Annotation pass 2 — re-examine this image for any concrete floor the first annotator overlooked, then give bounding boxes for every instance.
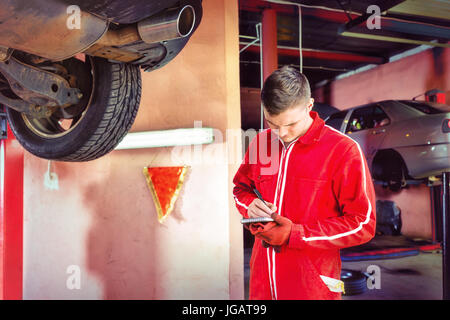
[342,252,442,300]
[243,249,443,300]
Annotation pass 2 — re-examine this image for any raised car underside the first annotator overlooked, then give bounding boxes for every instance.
[0,0,202,67]
[0,0,202,119]
[0,0,203,161]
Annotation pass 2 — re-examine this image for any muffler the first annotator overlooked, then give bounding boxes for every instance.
[137,5,196,43]
[0,0,109,61]
[88,5,196,62]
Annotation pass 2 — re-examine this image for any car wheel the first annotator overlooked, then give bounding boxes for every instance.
[5,56,141,161]
[387,159,408,192]
[373,150,408,192]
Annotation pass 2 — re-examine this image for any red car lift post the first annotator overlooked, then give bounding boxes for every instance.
[443,172,450,300]
[261,8,278,82]
[427,89,450,299]
[258,8,278,131]
[0,114,23,300]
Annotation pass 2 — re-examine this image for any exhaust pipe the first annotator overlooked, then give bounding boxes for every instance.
[85,5,196,61]
[137,5,196,43]
[94,5,196,47]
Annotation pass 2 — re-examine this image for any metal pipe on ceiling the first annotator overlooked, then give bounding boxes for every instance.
[239,40,385,64]
[340,31,450,48]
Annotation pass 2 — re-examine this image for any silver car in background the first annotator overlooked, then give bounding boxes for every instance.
[326,100,450,191]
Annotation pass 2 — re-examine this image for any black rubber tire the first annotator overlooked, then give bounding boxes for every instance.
[5,57,141,162]
[341,269,368,296]
[387,159,407,192]
[372,150,408,192]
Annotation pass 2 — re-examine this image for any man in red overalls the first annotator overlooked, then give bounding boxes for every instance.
[233,66,376,300]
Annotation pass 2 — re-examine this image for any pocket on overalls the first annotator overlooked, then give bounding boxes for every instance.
[300,255,341,299]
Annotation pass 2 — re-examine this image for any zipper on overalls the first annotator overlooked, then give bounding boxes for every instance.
[268,137,298,300]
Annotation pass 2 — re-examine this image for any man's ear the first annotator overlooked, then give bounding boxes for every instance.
[308,98,314,111]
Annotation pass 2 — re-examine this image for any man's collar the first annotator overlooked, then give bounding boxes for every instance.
[298,111,325,145]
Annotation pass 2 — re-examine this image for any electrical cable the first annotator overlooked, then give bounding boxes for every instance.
[265,0,304,73]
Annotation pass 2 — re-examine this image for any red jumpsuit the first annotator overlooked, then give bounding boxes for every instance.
[233,111,376,300]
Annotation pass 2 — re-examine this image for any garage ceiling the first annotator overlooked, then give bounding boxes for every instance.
[239,0,450,88]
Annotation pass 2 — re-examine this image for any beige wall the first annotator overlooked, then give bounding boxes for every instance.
[23,0,243,299]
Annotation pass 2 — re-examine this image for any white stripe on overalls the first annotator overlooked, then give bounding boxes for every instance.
[233,195,249,210]
[297,125,372,243]
[266,126,372,299]
[267,137,298,300]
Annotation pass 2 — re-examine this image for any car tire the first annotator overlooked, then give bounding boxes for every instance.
[387,159,407,192]
[373,150,408,192]
[5,56,141,162]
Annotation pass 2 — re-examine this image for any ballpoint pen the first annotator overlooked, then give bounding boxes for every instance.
[240,187,275,224]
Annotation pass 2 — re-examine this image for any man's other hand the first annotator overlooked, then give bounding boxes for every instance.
[248,199,277,218]
[254,213,293,246]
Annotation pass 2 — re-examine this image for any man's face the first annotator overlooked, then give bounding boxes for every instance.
[264,99,314,144]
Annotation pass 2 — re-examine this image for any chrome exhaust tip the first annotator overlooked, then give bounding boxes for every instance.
[138,5,196,44]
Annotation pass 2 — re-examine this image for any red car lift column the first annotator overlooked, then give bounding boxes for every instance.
[425,89,449,299]
[0,115,23,300]
[261,8,278,81]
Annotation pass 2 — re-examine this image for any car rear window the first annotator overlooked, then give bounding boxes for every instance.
[325,110,347,130]
[400,100,450,114]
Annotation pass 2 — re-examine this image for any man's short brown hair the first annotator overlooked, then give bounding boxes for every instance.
[261,66,311,115]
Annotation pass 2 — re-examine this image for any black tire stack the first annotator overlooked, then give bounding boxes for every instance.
[341,269,368,296]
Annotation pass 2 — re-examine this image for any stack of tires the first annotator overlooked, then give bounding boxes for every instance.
[341,269,368,296]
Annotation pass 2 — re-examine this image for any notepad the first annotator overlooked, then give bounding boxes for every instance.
[240,217,274,224]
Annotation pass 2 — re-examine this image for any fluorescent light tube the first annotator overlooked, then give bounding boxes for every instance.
[114,127,215,150]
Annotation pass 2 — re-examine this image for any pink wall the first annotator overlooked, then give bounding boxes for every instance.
[313,48,450,108]
[374,184,432,239]
[312,47,450,239]
[22,0,243,299]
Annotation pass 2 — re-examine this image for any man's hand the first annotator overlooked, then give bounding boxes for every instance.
[248,198,277,218]
[254,213,293,246]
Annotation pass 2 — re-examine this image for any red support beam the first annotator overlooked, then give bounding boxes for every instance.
[301,7,359,24]
[240,44,385,64]
[0,123,23,300]
[260,8,278,130]
[262,8,278,81]
[240,0,359,22]
[240,0,297,15]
